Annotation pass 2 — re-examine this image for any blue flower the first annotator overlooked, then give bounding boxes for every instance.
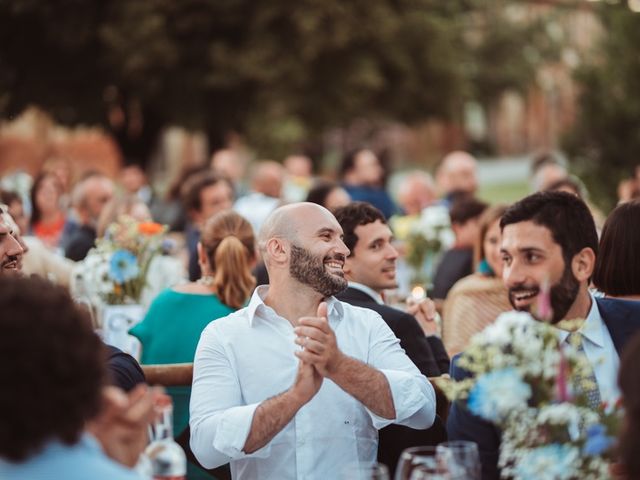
[109,250,139,283]
[468,368,531,422]
[515,444,579,480]
[583,424,615,456]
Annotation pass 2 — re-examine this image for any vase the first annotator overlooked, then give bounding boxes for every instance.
[101,304,145,359]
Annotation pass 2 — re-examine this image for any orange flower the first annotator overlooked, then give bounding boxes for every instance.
[138,222,164,235]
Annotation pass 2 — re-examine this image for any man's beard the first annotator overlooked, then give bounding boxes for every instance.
[508,263,580,324]
[289,244,347,297]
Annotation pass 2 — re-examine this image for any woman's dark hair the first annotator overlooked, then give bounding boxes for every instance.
[306,180,340,208]
[0,275,106,462]
[592,199,640,297]
[201,210,256,308]
[618,331,640,477]
[29,171,62,228]
[500,191,598,265]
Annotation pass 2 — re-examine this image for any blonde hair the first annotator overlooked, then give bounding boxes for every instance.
[201,211,256,309]
[473,204,508,269]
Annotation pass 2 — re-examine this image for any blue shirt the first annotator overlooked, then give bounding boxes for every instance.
[0,434,143,480]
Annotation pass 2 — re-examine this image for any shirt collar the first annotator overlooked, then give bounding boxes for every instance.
[348,281,385,305]
[556,294,605,347]
[246,285,344,326]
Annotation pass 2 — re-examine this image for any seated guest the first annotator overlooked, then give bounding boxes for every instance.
[618,332,640,478]
[64,172,114,261]
[333,202,449,376]
[431,196,488,300]
[442,205,511,356]
[0,204,24,276]
[233,160,285,235]
[306,179,351,211]
[2,190,75,285]
[340,148,397,219]
[29,172,67,251]
[181,170,234,281]
[0,275,155,479]
[190,203,435,479]
[447,192,640,480]
[131,211,256,479]
[593,199,640,301]
[434,151,479,209]
[333,202,448,475]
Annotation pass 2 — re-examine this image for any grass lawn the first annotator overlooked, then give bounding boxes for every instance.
[478,180,530,205]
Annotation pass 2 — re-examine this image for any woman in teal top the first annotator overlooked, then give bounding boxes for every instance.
[131,210,256,479]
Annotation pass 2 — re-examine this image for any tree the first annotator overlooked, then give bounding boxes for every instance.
[564,4,640,210]
[0,0,557,161]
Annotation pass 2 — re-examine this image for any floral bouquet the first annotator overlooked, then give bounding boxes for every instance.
[74,215,168,305]
[402,205,454,285]
[438,311,622,479]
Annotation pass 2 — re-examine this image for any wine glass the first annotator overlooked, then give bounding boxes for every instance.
[394,446,439,480]
[341,462,390,480]
[436,441,481,480]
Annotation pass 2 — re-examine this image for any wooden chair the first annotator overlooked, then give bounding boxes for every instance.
[141,363,194,387]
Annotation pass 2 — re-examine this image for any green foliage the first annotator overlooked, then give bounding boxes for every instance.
[564,4,640,211]
[0,0,557,157]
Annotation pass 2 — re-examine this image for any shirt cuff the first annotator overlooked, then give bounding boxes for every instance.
[366,369,434,429]
[213,403,272,459]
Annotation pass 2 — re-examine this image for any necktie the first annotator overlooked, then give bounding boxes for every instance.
[567,331,601,410]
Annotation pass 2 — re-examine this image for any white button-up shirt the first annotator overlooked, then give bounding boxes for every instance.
[190,286,435,479]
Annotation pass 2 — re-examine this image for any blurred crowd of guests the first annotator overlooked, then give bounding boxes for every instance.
[1,144,640,480]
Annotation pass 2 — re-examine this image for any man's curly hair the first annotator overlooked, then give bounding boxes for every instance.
[0,275,107,462]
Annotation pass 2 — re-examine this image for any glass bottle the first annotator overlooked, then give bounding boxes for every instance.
[145,397,187,480]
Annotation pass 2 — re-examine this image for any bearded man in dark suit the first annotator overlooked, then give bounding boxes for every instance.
[333,202,450,475]
[447,191,640,480]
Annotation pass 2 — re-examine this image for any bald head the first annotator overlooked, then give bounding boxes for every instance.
[251,161,284,198]
[437,151,478,195]
[259,202,334,250]
[397,171,436,215]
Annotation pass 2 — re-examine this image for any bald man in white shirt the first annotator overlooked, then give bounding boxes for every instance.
[190,202,435,479]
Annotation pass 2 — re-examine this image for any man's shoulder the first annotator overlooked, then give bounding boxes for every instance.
[336,290,406,324]
[202,307,252,336]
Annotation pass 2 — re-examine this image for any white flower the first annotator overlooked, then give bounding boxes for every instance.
[420,205,450,228]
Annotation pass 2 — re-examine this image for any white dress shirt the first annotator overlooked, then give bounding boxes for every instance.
[556,294,621,405]
[189,286,435,479]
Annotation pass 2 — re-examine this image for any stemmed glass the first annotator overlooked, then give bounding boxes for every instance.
[436,441,481,480]
[341,462,390,480]
[394,446,440,480]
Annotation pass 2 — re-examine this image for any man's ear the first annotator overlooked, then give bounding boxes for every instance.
[571,247,596,283]
[265,237,288,265]
[343,255,354,278]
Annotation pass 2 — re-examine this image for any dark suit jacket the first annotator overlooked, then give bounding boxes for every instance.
[336,287,450,377]
[105,345,146,392]
[336,286,450,476]
[446,297,640,480]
